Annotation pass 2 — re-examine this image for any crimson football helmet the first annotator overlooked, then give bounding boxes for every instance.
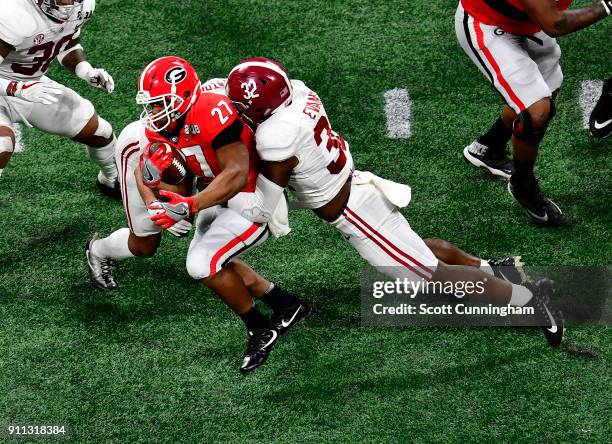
[35,0,82,22]
[136,56,201,132]
[226,57,293,127]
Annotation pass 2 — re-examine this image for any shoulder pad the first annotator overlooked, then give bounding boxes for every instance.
[0,2,37,46]
[201,78,227,94]
[256,117,299,162]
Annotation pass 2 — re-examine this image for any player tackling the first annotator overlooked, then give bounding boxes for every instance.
[456,0,610,225]
[222,57,565,347]
[0,0,118,197]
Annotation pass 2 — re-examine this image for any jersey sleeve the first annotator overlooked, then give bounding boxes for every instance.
[82,0,96,22]
[256,119,299,162]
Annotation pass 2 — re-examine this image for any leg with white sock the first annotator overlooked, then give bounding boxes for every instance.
[0,125,15,178]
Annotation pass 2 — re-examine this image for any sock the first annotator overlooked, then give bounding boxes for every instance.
[88,135,117,183]
[512,158,535,182]
[479,259,494,276]
[239,305,270,331]
[260,284,297,312]
[91,228,134,260]
[477,117,511,154]
[509,284,533,307]
[0,168,3,178]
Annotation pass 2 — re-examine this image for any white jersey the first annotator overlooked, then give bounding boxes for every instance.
[0,0,95,82]
[256,80,354,209]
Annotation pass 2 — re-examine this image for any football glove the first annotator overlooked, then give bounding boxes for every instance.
[140,145,173,188]
[148,200,192,237]
[7,80,62,105]
[75,61,115,93]
[149,190,197,230]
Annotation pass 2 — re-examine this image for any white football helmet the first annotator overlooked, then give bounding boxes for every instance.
[35,0,82,22]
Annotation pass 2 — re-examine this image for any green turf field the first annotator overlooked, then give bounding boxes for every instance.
[1,0,610,442]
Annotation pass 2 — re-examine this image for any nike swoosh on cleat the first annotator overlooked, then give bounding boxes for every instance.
[593,119,612,129]
[542,303,558,333]
[281,306,302,328]
[262,330,278,349]
[524,208,548,223]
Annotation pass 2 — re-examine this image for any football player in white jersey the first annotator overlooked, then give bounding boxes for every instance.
[224,57,565,348]
[0,0,119,197]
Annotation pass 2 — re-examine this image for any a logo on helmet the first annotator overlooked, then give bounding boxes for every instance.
[241,79,260,100]
[165,67,187,84]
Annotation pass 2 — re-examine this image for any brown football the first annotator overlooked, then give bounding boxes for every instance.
[147,141,188,185]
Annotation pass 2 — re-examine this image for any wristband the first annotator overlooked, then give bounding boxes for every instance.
[602,0,612,15]
[74,60,95,81]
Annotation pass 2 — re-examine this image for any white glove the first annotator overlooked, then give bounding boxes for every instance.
[9,80,62,105]
[148,200,192,237]
[75,61,115,92]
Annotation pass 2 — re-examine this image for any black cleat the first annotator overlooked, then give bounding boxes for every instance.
[96,177,121,200]
[589,78,612,139]
[488,256,527,284]
[271,299,311,336]
[508,178,562,226]
[240,329,279,374]
[524,279,564,347]
[463,141,513,179]
[85,233,118,292]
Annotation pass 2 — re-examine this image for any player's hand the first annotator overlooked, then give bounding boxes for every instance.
[140,145,173,188]
[149,190,197,230]
[148,200,192,237]
[86,67,115,92]
[8,81,62,105]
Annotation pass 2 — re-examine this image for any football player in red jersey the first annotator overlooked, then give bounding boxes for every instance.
[132,56,308,373]
[0,0,119,197]
[224,57,565,348]
[456,0,610,225]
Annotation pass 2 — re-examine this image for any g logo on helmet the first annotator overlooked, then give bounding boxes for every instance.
[241,79,260,100]
[165,67,187,84]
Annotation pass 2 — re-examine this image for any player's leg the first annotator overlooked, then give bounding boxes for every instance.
[0,124,15,179]
[589,77,612,139]
[185,208,280,373]
[227,259,311,335]
[333,184,563,346]
[24,79,119,198]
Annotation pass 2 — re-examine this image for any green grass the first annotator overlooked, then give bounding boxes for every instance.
[0,0,610,442]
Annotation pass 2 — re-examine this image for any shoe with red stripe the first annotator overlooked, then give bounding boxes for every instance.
[463,141,513,179]
[240,329,279,374]
[271,298,311,336]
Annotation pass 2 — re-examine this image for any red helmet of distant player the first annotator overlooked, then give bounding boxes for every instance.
[226,57,293,127]
[136,56,201,132]
[35,0,82,22]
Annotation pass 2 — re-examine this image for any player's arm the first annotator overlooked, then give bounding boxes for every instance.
[57,39,114,92]
[519,0,609,37]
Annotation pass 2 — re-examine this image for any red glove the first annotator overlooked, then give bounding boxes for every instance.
[140,143,174,188]
[150,190,198,229]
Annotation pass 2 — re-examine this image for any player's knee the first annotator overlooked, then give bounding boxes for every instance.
[129,234,159,258]
[0,126,16,154]
[186,253,214,280]
[94,116,113,141]
[512,98,554,144]
[74,114,114,146]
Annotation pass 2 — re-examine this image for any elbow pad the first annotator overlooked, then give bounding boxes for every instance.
[228,175,285,223]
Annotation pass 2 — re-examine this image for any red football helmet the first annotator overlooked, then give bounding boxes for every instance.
[136,56,201,132]
[226,57,293,127]
[35,0,82,22]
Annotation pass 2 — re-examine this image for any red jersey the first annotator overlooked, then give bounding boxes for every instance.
[461,0,572,34]
[146,92,259,192]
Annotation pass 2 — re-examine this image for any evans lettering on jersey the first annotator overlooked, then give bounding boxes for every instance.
[461,0,572,34]
[255,80,354,209]
[146,92,260,192]
[0,0,95,81]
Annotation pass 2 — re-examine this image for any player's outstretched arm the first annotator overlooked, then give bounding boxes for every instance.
[520,0,609,37]
[58,42,114,93]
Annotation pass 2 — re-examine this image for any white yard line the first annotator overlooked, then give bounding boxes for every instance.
[579,80,603,129]
[13,123,24,153]
[384,88,412,139]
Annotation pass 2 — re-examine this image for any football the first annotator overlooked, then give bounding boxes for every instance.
[147,141,188,185]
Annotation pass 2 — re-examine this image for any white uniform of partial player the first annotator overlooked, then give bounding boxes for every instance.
[116,120,269,280]
[0,0,97,135]
[256,80,438,281]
